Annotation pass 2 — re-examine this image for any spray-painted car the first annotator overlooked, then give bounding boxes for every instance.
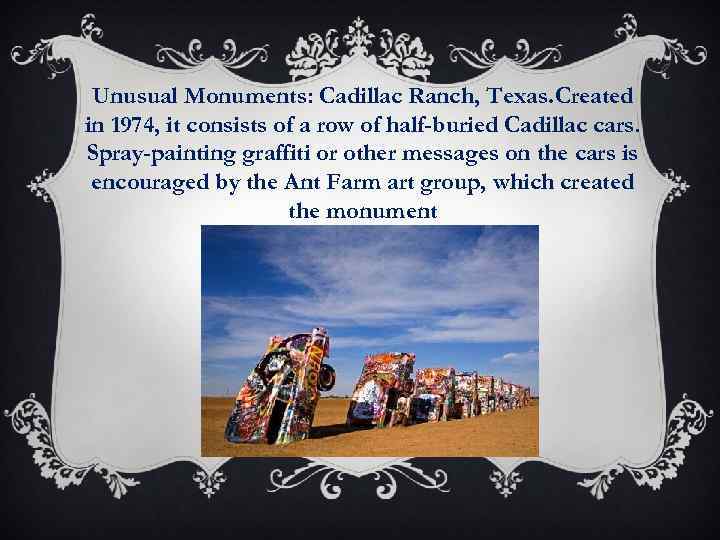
[347,352,415,428]
[225,327,335,445]
[410,367,456,422]
[510,384,520,408]
[511,384,530,408]
[453,371,479,418]
[523,386,531,406]
[478,375,495,414]
[493,377,506,411]
[500,381,513,410]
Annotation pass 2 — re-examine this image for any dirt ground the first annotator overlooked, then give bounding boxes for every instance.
[202,397,539,457]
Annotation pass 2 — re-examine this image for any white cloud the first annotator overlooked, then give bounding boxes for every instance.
[490,349,538,365]
[329,336,394,349]
[484,349,539,393]
[203,227,538,362]
[405,312,538,343]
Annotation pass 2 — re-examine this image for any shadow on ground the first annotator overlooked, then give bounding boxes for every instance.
[311,423,374,439]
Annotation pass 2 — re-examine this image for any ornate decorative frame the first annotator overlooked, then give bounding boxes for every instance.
[7,13,712,501]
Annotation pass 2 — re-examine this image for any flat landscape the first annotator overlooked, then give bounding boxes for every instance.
[202,397,539,457]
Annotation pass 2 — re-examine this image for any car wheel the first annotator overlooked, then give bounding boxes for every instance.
[318,364,336,391]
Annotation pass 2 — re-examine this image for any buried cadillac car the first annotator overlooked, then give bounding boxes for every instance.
[410,367,456,422]
[452,371,480,419]
[224,327,336,445]
[346,352,415,428]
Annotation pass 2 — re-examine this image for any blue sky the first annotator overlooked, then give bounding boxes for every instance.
[202,226,539,396]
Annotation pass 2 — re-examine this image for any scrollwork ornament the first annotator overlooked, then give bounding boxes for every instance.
[268,462,340,497]
[80,13,103,42]
[448,38,499,70]
[647,39,708,80]
[27,169,53,203]
[4,393,140,499]
[10,13,103,79]
[512,39,562,68]
[192,468,227,498]
[156,38,206,68]
[613,13,707,79]
[319,470,346,500]
[449,39,562,71]
[268,460,449,500]
[286,30,342,81]
[377,29,434,81]
[490,470,523,498]
[220,39,269,70]
[380,462,450,494]
[578,395,713,500]
[286,17,433,81]
[614,13,639,42]
[5,393,235,499]
[156,39,268,70]
[372,470,398,500]
[343,17,374,57]
[664,169,690,203]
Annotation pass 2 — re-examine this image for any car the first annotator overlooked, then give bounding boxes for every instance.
[453,371,480,418]
[478,375,495,414]
[224,327,335,445]
[511,384,530,408]
[346,352,415,428]
[410,367,456,422]
[500,381,513,411]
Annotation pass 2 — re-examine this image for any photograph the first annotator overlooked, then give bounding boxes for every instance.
[201,225,539,456]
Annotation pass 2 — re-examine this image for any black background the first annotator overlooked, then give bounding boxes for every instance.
[2,2,719,538]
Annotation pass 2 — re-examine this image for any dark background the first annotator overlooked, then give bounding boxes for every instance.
[2,2,718,538]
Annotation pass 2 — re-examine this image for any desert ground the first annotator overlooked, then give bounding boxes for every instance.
[202,397,539,457]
